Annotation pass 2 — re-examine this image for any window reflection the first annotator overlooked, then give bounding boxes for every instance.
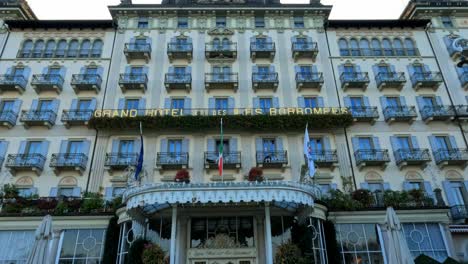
[190,217,254,248]
[336,224,384,264]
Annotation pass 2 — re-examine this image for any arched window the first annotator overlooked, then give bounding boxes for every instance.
[32,40,44,58]
[350,38,360,56]
[79,39,91,58]
[382,38,393,56]
[338,38,349,56]
[56,39,67,58]
[213,38,220,49]
[404,38,417,56]
[371,38,382,56]
[67,39,79,58]
[20,40,33,58]
[91,39,103,58]
[44,40,56,58]
[393,38,404,56]
[222,38,230,49]
[360,38,371,56]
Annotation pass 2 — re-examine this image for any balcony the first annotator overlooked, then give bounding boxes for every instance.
[124,43,152,62]
[349,107,379,124]
[420,105,455,123]
[20,110,56,128]
[205,73,238,92]
[61,110,93,128]
[340,72,370,90]
[5,154,46,176]
[256,151,288,169]
[454,105,468,120]
[383,106,418,124]
[433,148,468,168]
[451,205,468,221]
[250,42,275,61]
[459,72,468,90]
[309,150,338,169]
[17,49,101,59]
[0,111,18,128]
[105,152,139,171]
[291,42,318,61]
[394,149,431,169]
[252,73,279,92]
[340,48,420,57]
[0,75,27,94]
[118,74,148,93]
[164,73,192,92]
[50,153,88,175]
[31,74,64,94]
[410,72,443,91]
[167,42,193,62]
[205,42,237,61]
[204,152,241,170]
[295,72,324,91]
[354,149,390,170]
[71,74,102,94]
[375,72,406,90]
[156,152,189,170]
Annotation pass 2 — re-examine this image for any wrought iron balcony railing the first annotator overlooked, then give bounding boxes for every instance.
[375,72,406,89]
[31,74,64,93]
[410,72,443,89]
[205,73,238,83]
[61,110,93,124]
[349,106,379,120]
[119,74,148,92]
[20,110,57,127]
[394,149,431,167]
[454,105,468,118]
[156,152,189,168]
[17,49,101,59]
[291,42,318,60]
[451,204,468,221]
[50,153,88,171]
[295,72,324,84]
[308,150,338,167]
[204,151,241,169]
[6,154,46,172]
[0,75,27,92]
[340,72,370,90]
[250,42,275,52]
[205,42,237,60]
[420,105,455,121]
[433,148,468,166]
[354,149,390,167]
[124,43,152,53]
[0,110,18,127]
[339,48,420,57]
[383,106,418,122]
[105,152,139,168]
[252,73,278,82]
[71,74,102,92]
[167,43,193,52]
[256,151,288,168]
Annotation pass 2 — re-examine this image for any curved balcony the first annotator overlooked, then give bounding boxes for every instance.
[204,151,241,171]
[420,105,455,123]
[383,106,417,124]
[20,110,57,128]
[354,149,390,170]
[340,72,370,90]
[252,73,278,92]
[394,149,431,169]
[205,42,237,61]
[156,152,189,171]
[0,75,27,94]
[410,72,443,91]
[433,148,468,168]
[349,106,379,124]
[309,150,338,169]
[50,153,88,175]
[61,110,93,128]
[375,72,406,90]
[118,74,148,93]
[5,154,46,176]
[250,42,275,61]
[256,151,288,169]
[167,43,193,62]
[31,74,64,94]
[205,73,238,92]
[295,72,324,91]
[124,43,152,62]
[71,74,102,94]
[291,41,318,61]
[0,110,18,128]
[105,152,139,171]
[165,73,192,92]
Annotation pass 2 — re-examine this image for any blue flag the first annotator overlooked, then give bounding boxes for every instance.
[134,131,144,181]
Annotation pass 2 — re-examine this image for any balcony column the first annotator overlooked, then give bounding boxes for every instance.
[264,204,273,264]
[170,205,178,264]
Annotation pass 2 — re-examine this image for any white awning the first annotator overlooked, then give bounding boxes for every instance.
[124,181,321,214]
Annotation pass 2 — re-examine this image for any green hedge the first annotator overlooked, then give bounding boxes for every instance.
[89,113,353,132]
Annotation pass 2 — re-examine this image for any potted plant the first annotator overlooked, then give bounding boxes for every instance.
[351,189,374,208]
[248,167,264,182]
[142,243,166,264]
[175,169,190,183]
[81,193,104,213]
[2,184,19,199]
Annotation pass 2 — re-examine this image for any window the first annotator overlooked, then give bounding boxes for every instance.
[360,39,371,56]
[255,16,265,28]
[0,230,35,263]
[168,139,182,153]
[304,97,318,108]
[58,229,106,263]
[378,65,390,74]
[393,38,405,56]
[191,217,254,248]
[67,141,83,154]
[336,224,384,264]
[422,96,436,107]
[441,16,453,28]
[339,39,349,56]
[397,136,412,150]
[386,97,400,108]
[18,188,35,198]
[259,98,272,113]
[130,66,143,76]
[262,138,276,152]
[450,182,466,206]
[293,16,304,28]
[350,39,359,56]
[21,40,33,57]
[177,17,188,28]
[67,39,79,58]
[32,40,44,58]
[358,137,373,150]
[125,99,139,110]
[77,99,91,111]
[216,16,226,28]
[402,223,448,262]
[368,183,384,192]
[58,187,74,197]
[349,97,363,108]
[0,100,14,113]
[119,140,134,153]
[79,40,91,58]
[215,98,228,111]
[91,39,103,58]
[174,66,187,77]
[171,98,184,109]
[26,141,42,155]
[371,38,382,56]
[407,182,422,191]
[382,38,393,56]
[404,38,416,56]
[56,40,67,58]
[434,136,451,150]
[138,17,149,29]
[13,67,24,77]
[309,138,323,151]
[44,40,56,58]
[215,140,229,154]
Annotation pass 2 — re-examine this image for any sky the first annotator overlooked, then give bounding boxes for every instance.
[26,0,410,20]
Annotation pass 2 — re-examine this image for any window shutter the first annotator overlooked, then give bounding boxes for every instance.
[252,65,259,73]
[428,136,438,152]
[399,96,406,106]
[230,138,238,152]
[30,187,38,196]
[40,140,49,157]
[18,141,27,154]
[269,65,275,73]
[363,96,370,106]
[255,138,263,151]
[351,137,360,151]
[82,140,91,155]
[411,136,419,149]
[138,98,146,116]
[383,182,391,190]
[312,65,318,73]
[372,137,381,149]
[6,67,13,75]
[79,66,86,75]
[186,66,192,75]
[182,139,189,153]
[118,99,125,110]
[330,183,338,190]
[435,96,443,106]
[13,99,22,114]
[23,67,31,78]
[125,66,131,74]
[297,97,305,108]
[294,65,300,73]
[111,139,119,153]
[71,99,78,110]
[207,139,215,152]
[403,181,412,191]
[423,64,431,73]
[31,99,39,111]
[379,96,388,109]
[253,98,260,108]
[104,187,114,201]
[317,97,324,107]
[184,98,192,115]
[355,65,362,72]
[164,98,171,109]
[41,67,49,75]
[360,182,369,190]
[416,96,426,109]
[390,136,400,150]
[372,65,379,76]
[228,97,235,114]
[343,96,351,107]
[272,97,279,108]
[208,98,215,111]
[0,141,8,157]
[89,99,97,110]
[72,187,81,198]
[448,136,458,149]
[276,137,283,151]
[160,139,168,152]
[59,140,68,153]
[59,66,67,77]
[51,100,60,113]
[323,137,331,150]
[49,187,58,197]
[442,181,456,206]
[406,65,415,75]
[423,181,435,200]
[134,138,141,152]
[338,65,345,75]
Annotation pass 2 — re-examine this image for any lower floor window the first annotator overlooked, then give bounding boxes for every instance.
[402,223,448,262]
[335,223,384,264]
[58,229,106,264]
[190,217,254,248]
[0,230,35,264]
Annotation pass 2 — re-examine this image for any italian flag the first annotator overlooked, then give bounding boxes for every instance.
[218,118,223,177]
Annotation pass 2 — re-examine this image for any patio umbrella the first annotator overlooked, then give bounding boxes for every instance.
[384,207,414,264]
[27,215,55,264]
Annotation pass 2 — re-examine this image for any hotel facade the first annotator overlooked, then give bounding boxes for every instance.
[0,0,467,263]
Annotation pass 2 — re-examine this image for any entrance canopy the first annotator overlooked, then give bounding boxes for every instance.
[123,181,321,214]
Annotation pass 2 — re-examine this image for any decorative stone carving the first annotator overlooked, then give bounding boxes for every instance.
[405,170,423,181]
[59,176,78,187]
[445,170,463,180]
[208,28,234,36]
[117,16,129,33]
[201,234,241,249]
[365,171,382,182]
[15,176,34,186]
